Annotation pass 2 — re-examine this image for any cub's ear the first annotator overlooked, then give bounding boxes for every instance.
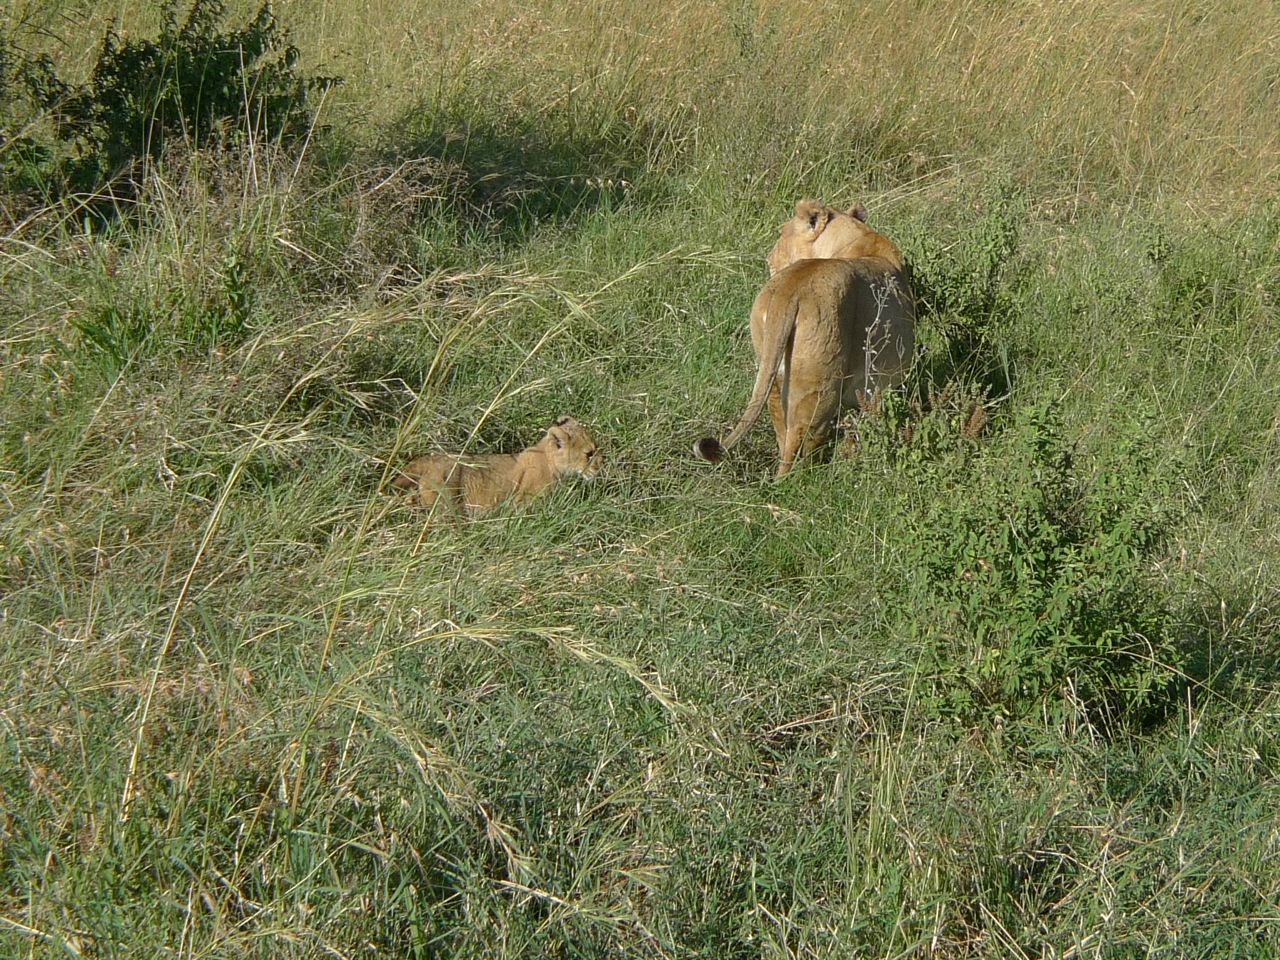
[548,420,571,447]
[847,201,868,222]
[795,198,831,235]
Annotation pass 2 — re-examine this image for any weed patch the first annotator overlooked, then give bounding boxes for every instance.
[904,403,1184,731]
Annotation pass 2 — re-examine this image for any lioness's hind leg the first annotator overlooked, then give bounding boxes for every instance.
[768,383,786,459]
[778,411,811,476]
[778,391,838,476]
[778,425,809,476]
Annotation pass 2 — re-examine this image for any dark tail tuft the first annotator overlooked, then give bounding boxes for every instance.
[694,437,726,463]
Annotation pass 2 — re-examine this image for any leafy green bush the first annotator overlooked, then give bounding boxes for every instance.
[0,34,56,199]
[902,187,1024,393]
[905,402,1184,730]
[844,379,993,470]
[909,188,1023,331]
[6,0,337,199]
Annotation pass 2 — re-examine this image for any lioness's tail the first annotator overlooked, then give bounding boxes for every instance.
[694,290,801,463]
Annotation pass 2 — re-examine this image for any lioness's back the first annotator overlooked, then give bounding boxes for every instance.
[696,199,917,474]
[761,257,914,394]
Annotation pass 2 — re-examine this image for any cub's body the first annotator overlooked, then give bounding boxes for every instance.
[393,416,599,517]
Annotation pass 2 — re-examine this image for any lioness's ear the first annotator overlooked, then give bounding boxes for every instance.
[847,201,868,222]
[554,415,573,427]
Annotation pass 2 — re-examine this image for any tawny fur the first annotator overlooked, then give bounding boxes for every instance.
[696,199,915,475]
[392,416,600,517]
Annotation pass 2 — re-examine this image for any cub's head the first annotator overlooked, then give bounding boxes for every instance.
[544,416,602,479]
[765,199,905,275]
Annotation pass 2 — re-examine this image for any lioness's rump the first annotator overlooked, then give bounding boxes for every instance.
[696,199,915,475]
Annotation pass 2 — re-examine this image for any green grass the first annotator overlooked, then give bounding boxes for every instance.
[3,1,1280,957]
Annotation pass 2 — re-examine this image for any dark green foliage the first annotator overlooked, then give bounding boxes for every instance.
[906,402,1184,729]
[5,0,337,200]
[909,186,1023,330]
[0,35,57,199]
[845,378,993,470]
[69,301,155,375]
[904,186,1024,390]
[216,246,253,339]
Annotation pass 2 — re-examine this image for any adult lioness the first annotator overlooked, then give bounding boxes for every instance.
[392,415,601,517]
[695,199,915,475]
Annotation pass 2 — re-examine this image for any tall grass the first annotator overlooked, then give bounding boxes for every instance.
[2,1,1279,957]
[274,0,1279,203]
[12,0,1279,203]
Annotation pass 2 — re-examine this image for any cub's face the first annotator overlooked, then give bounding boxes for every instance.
[546,416,602,478]
[765,199,884,275]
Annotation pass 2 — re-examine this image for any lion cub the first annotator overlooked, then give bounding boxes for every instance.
[392,416,601,516]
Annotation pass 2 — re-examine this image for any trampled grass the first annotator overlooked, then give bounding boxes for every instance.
[2,1,1279,957]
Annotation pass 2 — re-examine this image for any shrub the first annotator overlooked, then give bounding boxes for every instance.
[843,380,993,469]
[5,0,337,200]
[905,402,1184,731]
[0,34,57,202]
[908,188,1023,337]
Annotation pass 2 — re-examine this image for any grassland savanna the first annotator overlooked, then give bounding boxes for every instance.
[2,1,1279,957]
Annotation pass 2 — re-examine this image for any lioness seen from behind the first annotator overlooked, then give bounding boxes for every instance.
[695,199,916,475]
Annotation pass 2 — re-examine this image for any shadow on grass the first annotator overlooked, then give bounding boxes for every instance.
[1097,585,1280,738]
[1183,589,1280,702]
[373,97,654,245]
[911,314,1017,405]
[893,272,1018,433]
